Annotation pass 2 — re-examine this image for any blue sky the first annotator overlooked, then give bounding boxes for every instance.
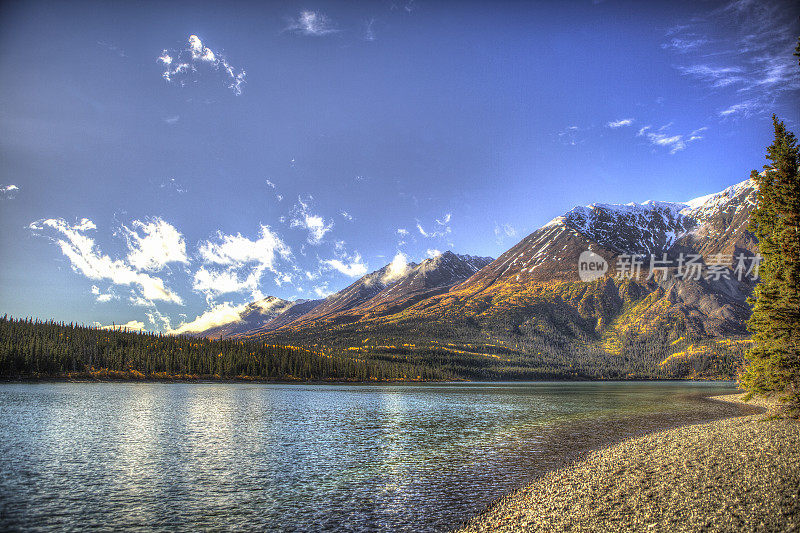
[1,0,798,332]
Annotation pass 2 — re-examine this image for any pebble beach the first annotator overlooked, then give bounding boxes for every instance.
[458,394,800,532]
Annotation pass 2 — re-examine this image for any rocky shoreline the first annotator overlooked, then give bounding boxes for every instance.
[458,394,800,532]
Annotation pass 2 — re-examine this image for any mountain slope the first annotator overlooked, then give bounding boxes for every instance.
[197,178,759,380]
[193,252,493,340]
[196,297,321,339]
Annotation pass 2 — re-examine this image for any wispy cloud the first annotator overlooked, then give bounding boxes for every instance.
[314,282,332,298]
[676,65,745,88]
[158,34,246,95]
[665,0,800,117]
[660,37,709,53]
[494,222,517,244]
[97,41,126,58]
[556,125,582,146]
[364,18,377,41]
[1,184,19,199]
[286,11,338,36]
[719,99,764,118]
[150,177,187,194]
[321,241,368,278]
[607,118,635,128]
[637,124,707,154]
[91,285,117,303]
[322,256,368,277]
[416,213,452,239]
[29,218,183,304]
[290,197,333,245]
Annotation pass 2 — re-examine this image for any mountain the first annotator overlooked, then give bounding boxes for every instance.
[197,296,319,339]
[282,251,493,327]
[674,178,758,259]
[193,178,759,380]
[192,252,493,340]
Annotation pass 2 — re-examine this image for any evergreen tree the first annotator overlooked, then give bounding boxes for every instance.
[742,116,800,415]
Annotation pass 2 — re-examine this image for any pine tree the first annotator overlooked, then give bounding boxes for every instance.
[742,116,800,416]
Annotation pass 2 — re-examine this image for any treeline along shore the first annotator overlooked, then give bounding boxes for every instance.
[0,316,454,382]
[0,316,747,382]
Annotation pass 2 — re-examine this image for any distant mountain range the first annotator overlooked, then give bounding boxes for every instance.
[188,178,759,379]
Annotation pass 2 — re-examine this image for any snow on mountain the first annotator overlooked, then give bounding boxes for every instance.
[552,200,692,255]
[680,178,756,222]
[539,178,757,258]
[193,178,759,340]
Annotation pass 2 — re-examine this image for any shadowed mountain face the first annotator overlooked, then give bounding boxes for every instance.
[193,179,759,379]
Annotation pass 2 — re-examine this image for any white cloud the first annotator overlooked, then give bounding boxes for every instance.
[396,228,409,236]
[163,115,180,125]
[494,222,517,244]
[320,241,368,278]
[145,308,172,331]
[426,249,442,258]
[93,320,146,331]
[195,225,292,300]
[193,267,259,298]
[286,11,338,36]
[637,124,707,154]
[364,18,377,42]
[314,283,332,298]
[340,211,353,221]
[91,285,117,303]
[170,301,247,335]
[290,197,333,245]
[417,213,452,239]
[199,225,291,267]
[382,252,409,284]
[676,65,744,88]
[322,258,368,278]
[1,184,19,199]
[154,177,187,194]
[556,125,583,146]
[661,37,709,53]
[719,99,762,118]
[121,217,189,272]
[607,118,634,128]
[158,34,246,95]
[30,218,183,304]
[665,1,800,116]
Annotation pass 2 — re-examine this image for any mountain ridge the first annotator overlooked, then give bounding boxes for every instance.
[188,178,759,380]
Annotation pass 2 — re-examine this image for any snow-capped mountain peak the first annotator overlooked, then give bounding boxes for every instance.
[680,178,756,222]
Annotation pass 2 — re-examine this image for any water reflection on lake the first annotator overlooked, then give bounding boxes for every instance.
[0,381,747,531]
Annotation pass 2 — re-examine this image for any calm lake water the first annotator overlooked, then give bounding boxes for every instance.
[0,381,746,531]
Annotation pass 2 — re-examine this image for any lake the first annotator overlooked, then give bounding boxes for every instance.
[0,381,747,531]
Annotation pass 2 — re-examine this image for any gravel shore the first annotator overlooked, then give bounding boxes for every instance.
[458,393,800,532]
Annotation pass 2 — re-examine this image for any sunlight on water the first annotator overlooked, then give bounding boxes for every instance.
[0,381,746,531]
